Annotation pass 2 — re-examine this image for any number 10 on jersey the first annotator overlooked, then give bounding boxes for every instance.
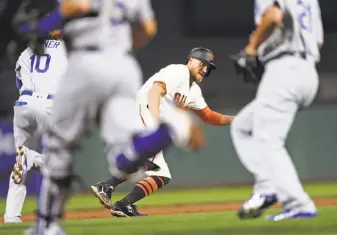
[30,54,51,73]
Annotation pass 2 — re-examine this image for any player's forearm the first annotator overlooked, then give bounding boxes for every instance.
[194,108,234,126]
[205,112,233,126]
[219,115,234,125]
[132,20,157,51]
[246,6,283,53]
[147,88,162,122]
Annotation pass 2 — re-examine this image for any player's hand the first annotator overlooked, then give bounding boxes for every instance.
[230,50,264,85]
[244,44,258,56]
[161,102,205,151]
[60,0,91,17]
[187,119,205,150]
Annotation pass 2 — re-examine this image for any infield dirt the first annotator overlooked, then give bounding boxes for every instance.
[3,197,337,222]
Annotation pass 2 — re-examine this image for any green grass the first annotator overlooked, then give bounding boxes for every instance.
[1,182,337,214]
[1,206,337,235]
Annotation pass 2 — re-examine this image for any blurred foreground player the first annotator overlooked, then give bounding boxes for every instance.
[25,0,205,234]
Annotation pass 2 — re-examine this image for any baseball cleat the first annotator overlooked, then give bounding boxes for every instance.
[237,193,277,219]
[265,209,317,221]
[4,216,22,223]
[24,222,67,235]
[90,182,114,209]
[12,146,26,184]
[111,201,147,217]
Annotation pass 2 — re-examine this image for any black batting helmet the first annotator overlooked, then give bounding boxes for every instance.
[186,47,216,77]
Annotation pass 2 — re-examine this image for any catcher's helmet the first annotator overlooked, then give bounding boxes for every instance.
[186,47,216,77]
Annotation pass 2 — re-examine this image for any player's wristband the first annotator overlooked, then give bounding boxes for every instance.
[19,8,64,36]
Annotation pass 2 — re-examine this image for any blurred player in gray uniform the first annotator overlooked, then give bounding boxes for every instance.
[4,30,67,224]
[88,0,160,213]
[25,0,204,234]
[109,0,157,52]
[231,0,323,221]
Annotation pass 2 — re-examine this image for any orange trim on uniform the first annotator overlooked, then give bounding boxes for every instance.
[139,105,147,127]
[145,177,159,191]
[193,107,224,126]
[139,180,153,194]
[153,81,167,96]
[136,183,149,196]
[157,176,165,186]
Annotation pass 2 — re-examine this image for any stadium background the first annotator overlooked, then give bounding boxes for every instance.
[0,1,336,234]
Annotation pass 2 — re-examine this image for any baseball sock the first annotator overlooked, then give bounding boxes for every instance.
[104,160,159,188]
[104,176,125,188]
[119,176,171,205]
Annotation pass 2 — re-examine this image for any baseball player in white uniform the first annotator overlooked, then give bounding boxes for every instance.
[3,31,67,224]
[231,0,323,220]
[91,47,234,217]
[27,1,204,234]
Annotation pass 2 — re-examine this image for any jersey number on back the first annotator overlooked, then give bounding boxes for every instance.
[110,1,126,26]
[30,54,51,73]
[297,0,312,32]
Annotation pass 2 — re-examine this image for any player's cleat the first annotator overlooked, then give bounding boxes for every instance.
[265,209,317,221]
[24,222,66,235]
[90,182,114,209]
[12,146,26,184]
[4,216,22,223]
[111,201,148,217]
[237,193,277,219]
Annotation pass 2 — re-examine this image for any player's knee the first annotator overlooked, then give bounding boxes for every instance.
[254,135,285,150]
[50,176,73,189]
[151,175,171,189]
[136,176,170,196]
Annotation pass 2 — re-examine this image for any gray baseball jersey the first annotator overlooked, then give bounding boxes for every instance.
[258,0,323,63]
[44,0,144,179]
[109,0,155,52]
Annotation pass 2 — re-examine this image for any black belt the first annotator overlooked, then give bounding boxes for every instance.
[264,51,307,65]
[74,46,101,52]
[69,46,134,57]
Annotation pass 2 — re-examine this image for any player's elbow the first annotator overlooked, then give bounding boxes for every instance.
[264,6,283,25]
[149,82,166,97]
[141,19,157,39]
[60,0,92,17]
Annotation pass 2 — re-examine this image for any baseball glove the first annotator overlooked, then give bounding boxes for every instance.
[230,50,264,85]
